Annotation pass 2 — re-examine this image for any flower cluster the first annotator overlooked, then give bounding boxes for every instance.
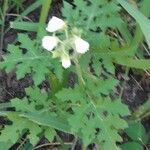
[42,16,89,69]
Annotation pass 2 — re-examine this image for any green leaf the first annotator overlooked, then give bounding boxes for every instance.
[0,34,63,85]
[56,83,130,149]
[0,113,42,146]
[88,32,111,50]
[120,142,143,150]
[11,98,35,112]
[44,127,56,142]
[97,98,130,117]
[62,0,128,50]
[79,53,91,71]
[86,76,119,96]
[10,22,39,32]
[27,123,42,145]
[0,45,22,73]
[0,87,68,147]
[51,58,63,81]
[20,112,71,134]
[0,142,11,150]
[55,85,84,103]
[103,58,115,74]
[11,87,49,112]
[92,56,102,76]
[115,58,150,70]
[125,122,146,142]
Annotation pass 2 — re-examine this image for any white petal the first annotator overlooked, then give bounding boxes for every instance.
[46,16,66,32]
[74,37,89,54]
[42,36,58,51]
[61,55,71,69]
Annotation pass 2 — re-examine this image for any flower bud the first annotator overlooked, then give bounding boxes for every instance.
[74,37,89,54]
[46,16,66,32]
[61,55,71,69]
[42,36,59,51]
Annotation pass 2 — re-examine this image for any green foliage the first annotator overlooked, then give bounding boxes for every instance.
[120,122,149,150]
[10,22,39,32]
[0,87,56,148]
[0,114,42,146]
[55,77,130,149]
[0,0,149,149]
[63,0,122,31]
[63,0,113,57]
[0,34,63,85]
[62,0,150,74]
[0,76,130,149]
[0,142,10,150]
[121,142,143,150]
[125,122,147,142]
[62,0,132,50]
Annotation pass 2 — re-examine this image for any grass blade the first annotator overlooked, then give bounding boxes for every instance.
[117,0,150,48]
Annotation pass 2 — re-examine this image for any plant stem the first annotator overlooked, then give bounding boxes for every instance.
[65,29,69,40]
[119,68,129,99]
[131,100,150,121]
[34,142,73,150]
[0,0,8,60]
[82,144,87,150]
[37,0,58,94]
[75,60,85,86]
[37,0,52,38]
[71,137,78,150]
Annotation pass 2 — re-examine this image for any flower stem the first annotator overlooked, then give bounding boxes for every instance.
[65,29,69,40]
[37,0,52,38]
[75,59,85,86]
[82,144,87,150]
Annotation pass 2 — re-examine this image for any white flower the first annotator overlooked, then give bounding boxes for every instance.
[74,37,89,54]
[61,55,71,69]
[46,16,66,32]
[42,36,59,51]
